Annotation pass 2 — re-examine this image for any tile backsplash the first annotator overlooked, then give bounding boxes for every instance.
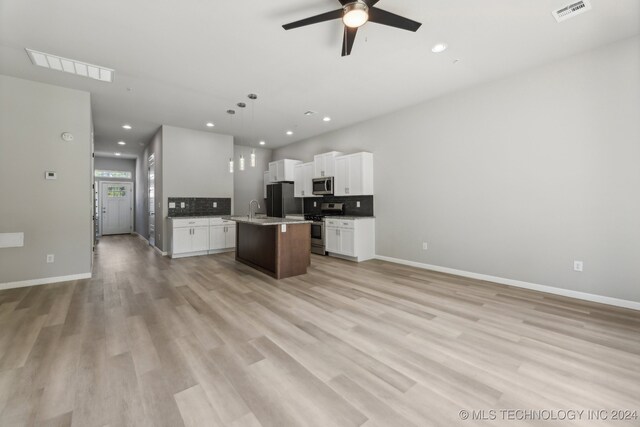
[303,195,374,217]
[168,197,231,217]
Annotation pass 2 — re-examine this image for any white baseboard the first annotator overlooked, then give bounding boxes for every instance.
[153,245,168,256]
[375,255,640,311]
[0,273,92,291]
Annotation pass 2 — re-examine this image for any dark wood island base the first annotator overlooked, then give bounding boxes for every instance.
[235,222,311,279]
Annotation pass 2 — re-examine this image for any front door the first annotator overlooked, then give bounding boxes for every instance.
[100,182,133,235]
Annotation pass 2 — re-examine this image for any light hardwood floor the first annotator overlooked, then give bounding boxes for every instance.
[0,235,638,426]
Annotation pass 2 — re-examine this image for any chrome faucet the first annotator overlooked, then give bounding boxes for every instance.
[249,200,260,220]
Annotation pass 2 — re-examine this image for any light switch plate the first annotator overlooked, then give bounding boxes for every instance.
[169,202,176,208]
[281,224,287,233]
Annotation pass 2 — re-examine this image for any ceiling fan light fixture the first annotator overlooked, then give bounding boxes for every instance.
[343,2,369,28]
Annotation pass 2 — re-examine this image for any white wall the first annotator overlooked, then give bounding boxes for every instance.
[274,36,640,304]
[234,145,272,215]
[0,75,92,285]
[160,125,234,250]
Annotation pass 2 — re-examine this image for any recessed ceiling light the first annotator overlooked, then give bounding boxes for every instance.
[323,116,331,122]
[259,141,266,145]
[206,122,215,127]
[431,43,448,53]
[25,48,114,82]
[286,131,293,136]
[114,152,121,156]
[122,124,132,130]
[118,141,126,145]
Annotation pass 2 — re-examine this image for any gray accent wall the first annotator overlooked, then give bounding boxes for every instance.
[273,36,640,303]
[0,75,92,284]
[234,145,272,215]
[160,125,234,251]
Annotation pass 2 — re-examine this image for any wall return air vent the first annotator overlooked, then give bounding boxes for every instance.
[553,0,592,23]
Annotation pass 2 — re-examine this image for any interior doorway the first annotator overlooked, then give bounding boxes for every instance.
[148,154,156,246]
[100,181,133,235]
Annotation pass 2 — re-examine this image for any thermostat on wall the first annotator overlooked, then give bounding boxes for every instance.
[45,171,57,180]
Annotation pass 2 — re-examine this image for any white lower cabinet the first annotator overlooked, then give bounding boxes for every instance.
[169,217,235,258]
[169,218,211,258]
[209,218,235,251]
[325,218,375,262]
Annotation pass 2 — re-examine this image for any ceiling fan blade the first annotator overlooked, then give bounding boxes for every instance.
[368,8,422,32]
[341,26,358,57]
[363,0,381,6]
[283,9,343,30]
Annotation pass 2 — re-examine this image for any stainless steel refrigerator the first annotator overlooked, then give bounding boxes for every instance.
[265,182,302,217]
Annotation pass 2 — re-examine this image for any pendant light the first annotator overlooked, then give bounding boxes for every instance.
[227,109,236,173]
[248,94,259,167]
[239,154,245,171]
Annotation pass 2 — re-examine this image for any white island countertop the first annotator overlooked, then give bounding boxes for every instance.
[229,216,312,226]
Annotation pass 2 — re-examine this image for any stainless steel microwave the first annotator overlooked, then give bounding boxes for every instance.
[312,177,334,195]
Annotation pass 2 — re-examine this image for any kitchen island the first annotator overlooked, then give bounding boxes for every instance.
[230,216,312,279]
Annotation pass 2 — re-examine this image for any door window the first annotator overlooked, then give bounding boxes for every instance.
[107,186,127,198]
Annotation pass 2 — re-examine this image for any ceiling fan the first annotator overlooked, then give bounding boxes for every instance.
[282,0,422,57]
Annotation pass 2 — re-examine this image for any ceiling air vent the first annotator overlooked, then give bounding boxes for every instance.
[552,0,592,23]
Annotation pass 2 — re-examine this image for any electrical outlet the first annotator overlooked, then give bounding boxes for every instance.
[46,254,55,263]
[313,201,317,207]
[573,261,583,272]
[213,202,217,208]
[356,201,361,208]
[180,202,186,208]
[422,242,428,250]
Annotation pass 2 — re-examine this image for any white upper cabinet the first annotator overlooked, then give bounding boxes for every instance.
[269,159,302,182]
[334,152,373,196]
[314,151,343,178]
[294,162,319,198]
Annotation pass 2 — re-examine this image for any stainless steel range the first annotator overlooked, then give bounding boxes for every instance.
[305,203,344,255]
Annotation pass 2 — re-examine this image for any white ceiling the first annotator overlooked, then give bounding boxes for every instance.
[1,0,638,157]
